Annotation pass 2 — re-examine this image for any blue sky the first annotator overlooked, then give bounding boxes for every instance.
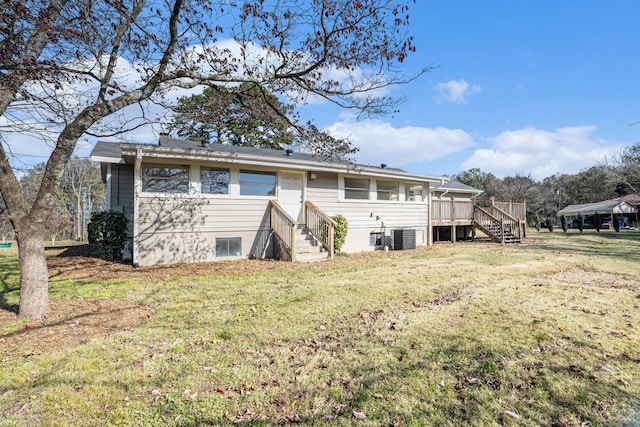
[4,1,639,181]
[306,0,640,180]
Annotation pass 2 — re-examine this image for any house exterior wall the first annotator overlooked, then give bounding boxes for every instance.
[103,156,435,265]
[307,172,430,252]
[136,196,272,265]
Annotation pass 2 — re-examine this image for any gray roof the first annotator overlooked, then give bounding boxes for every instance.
[91,136,445,182]
[433,180,483,195]
[557,200,638,216]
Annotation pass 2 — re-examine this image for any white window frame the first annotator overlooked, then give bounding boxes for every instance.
[140,163,191,195]
[376,179,399,201]
[215,237,242,258]
[342,176,371,200]
[405,182,425,202]
[200,166,230,196]
[239,170,277,197]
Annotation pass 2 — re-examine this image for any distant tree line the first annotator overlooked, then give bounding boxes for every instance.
[452,142,640,226]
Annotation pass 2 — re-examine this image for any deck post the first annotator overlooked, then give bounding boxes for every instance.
[451,197,456,242]
[523,201,527,238]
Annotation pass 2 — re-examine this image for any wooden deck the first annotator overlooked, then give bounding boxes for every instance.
[431,199,527,243]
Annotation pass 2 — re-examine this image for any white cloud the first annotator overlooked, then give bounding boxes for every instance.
[325,118,474,168]
[434,79,481,104]
[461,125,623,180]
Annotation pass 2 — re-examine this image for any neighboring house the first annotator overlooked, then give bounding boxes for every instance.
[91,135,448,266]
[557,198,639,228]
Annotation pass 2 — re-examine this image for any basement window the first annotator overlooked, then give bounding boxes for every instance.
[216,237,242,257]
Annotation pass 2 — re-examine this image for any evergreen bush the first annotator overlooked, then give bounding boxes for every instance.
[577,214,584,233]
[332,214,348,254]
[87,210,128,261]
[613,214,620,232]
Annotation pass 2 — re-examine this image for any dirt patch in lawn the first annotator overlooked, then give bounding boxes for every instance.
[47,246,312,281]
[0,298,152,362]
[549,270,640,291]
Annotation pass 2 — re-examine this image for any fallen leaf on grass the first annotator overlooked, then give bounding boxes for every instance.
[353,411,367,419]
[505,410,521,419]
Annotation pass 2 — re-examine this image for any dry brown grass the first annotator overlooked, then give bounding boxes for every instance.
[1,230,640,426]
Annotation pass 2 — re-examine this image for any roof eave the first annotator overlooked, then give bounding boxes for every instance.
[117,143,444,183]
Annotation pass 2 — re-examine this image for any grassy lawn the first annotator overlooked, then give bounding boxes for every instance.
[2,230,640,425]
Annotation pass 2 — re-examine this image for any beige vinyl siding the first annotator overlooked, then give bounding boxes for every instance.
[136,196,272,265]
[307,172,429,251]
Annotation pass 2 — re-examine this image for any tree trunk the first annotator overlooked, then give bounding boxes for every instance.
[16,221,49,319]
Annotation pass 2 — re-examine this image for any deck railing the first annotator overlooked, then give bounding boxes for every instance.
[269,200,296,261]
[473,205,506,243]
[305,201,335,259]
[493,201,527,221]
[432,199,475,222]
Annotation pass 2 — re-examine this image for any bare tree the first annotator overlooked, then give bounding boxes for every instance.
[61,158,105,241]
[0,0,427,318]
[604,142,640,194]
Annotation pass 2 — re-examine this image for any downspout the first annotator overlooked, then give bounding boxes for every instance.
[427,182,433,246]
[133,148,142,267]
[106,164,112,210]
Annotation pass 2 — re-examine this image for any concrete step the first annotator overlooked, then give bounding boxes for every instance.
[292,228,328,261]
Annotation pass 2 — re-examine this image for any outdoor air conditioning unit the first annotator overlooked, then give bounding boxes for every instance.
[393,228,416,250]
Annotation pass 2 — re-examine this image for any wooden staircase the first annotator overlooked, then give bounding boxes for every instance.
[473,205,522,244]
[269,200,334,262]
[294,227,328,262]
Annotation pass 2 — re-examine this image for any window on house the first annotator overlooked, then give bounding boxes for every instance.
[216,237,242,257]
[344,177,370,200]
[370,232,383,246]
[377,180,399,201]
[201,167,229,194]
[239,170,276,196]
[141,164,189,193]
[405,183,423,202]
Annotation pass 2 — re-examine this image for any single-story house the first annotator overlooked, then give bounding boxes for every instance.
[91,135,452,266]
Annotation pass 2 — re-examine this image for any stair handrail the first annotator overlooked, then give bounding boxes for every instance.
[490,205,522,240]
[473,205,504,243]
[304,201,335,259]
[269,200,296,261]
